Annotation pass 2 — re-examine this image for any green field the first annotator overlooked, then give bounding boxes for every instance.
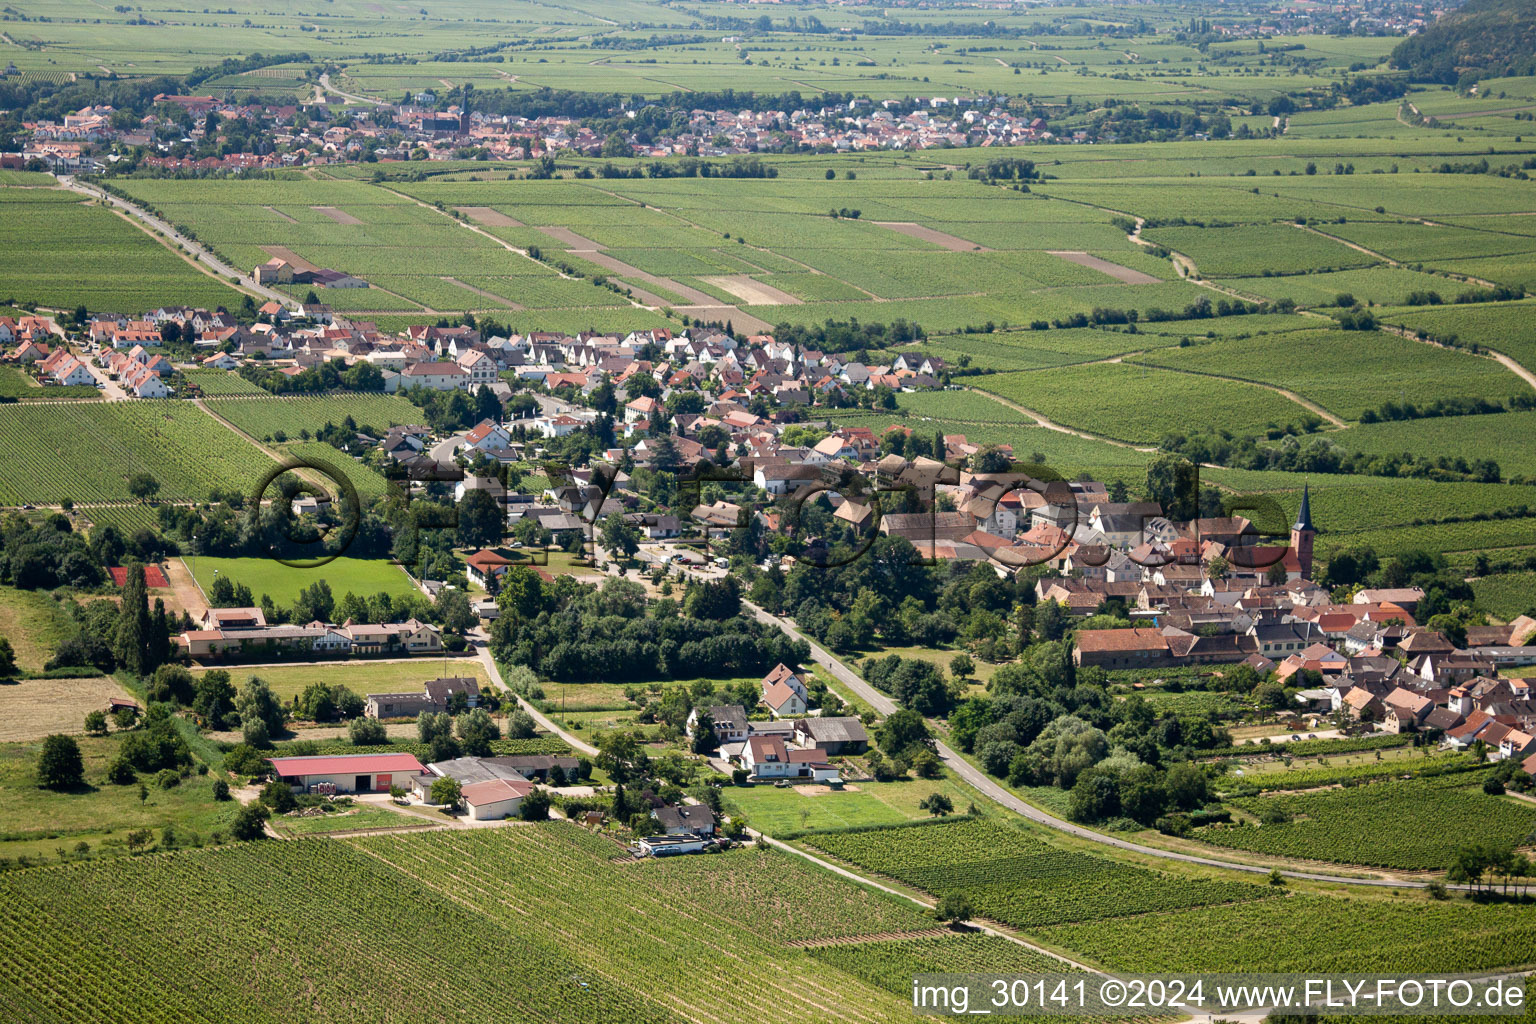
[0,402,275,505]
[0,733,240,861]
[0,825,934,1022]
[0,186,246,312]
[203,395,427,442]
[0,587,76,672]
[801,817,1276,929]
[191,659,489,703]
[726,776,979,835]
[1201,772,1536,871]
[185,556,419,608]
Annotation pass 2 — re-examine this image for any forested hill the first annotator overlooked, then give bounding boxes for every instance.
[1391,0,1536,84]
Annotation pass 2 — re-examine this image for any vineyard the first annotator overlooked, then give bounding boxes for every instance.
[1200,771,1536,870]
[203,395,426,442]
[0,364,97,401]
[180,369,268,397]
[1220,752,1479,793]
[277,442,394,501]
[1034,894,1536,974]
[800,817,1276,929]
[0,402,275,505]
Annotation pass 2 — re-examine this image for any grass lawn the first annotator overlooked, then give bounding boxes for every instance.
[0,734,240,860]
[184,556,420,606]
[1232,745,1431,777]
[508,549,603,578]
[0,587,77,672]
[269,805,432,836]
[193,659,489,703]
[725,774,978,835]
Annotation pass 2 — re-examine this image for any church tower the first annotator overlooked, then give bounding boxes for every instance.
[1290,482,1315,580]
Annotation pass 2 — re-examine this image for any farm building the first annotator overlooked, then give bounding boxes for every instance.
[268,752,424,794]
[792,716,869,755]
[459,778,535,820]
[364,676,480,719]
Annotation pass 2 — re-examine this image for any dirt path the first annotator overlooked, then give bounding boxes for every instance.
[469,627,598,756]
[698,275,802,306]
[441,276,523,309]
[1295,221,1507,290]
[163,557,209,620]
[1374,319,1536,393]
[192,397,333,492]
[1118,358,1347,428]
[962,386,1157,451]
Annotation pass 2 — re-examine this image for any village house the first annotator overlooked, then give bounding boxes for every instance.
[364,676,481,719]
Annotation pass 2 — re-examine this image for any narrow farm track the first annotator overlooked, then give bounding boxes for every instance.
[1372,319,1536,393]
[56,175,293,307]
[1118,358,1347,428]
[1292,222,1507,290]
[757,834,1104,972]
[468,627,598,756]
[190,397,332,493]
[744,599,1476,891]
[962,386,1157,451]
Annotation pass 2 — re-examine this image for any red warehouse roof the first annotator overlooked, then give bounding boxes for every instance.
[267,753,424,778]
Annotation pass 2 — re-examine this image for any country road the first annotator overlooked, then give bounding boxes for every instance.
[318,71,380,106]
[467,627,599,756]
[743,599,1460,891]
[57,175,294,308]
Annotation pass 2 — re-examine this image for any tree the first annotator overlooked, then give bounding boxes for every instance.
[1144,454,1198,522]
[919,792,954,817]
[456,708,501,756]
[596,730,650,785]
[519,788,553,821]
[600,513,640,559]
[230,803,270,841]
[691,709,717,754]
[457,488,504,550]
[83,710,108,736]
[236,677,284,746]
[0,638,16,678]
[125,828,153,854]
[949,652,975,682]
[260,779,296,813]
[505,709,536,740]
[1265,560,1290,587]
[212,778,231,801]
[935,892,973,926]
[114,560,156,677]
[430,775,462,807]
[127,473,161,501]
[192,669,237,729]
[37,734,84,790]
[877,708,933,758]
[349,716,388,745]
[436,588,476,633]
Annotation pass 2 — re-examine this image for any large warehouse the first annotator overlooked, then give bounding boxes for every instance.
[267,752,425,794]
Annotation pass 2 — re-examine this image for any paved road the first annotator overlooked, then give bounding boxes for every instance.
[468,627,598,756]
[743,599,1452,891]
[57,175,294,308]
[318,71,379,106]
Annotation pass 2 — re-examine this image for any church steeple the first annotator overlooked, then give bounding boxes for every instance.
[1289,482,1315,580]
[1292,481,1314,534]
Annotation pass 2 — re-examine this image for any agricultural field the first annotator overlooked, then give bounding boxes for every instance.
[800,817,1276,929]
[1202,771,1536,871]
[192,660,490,705]
[0,733,240,862]
[202,395,426,442]
[1142,223,1379,278]
[0,364,97,401]
[1034,895,1536,974]
[179,369,268,397]
[1472,572,1536,621]
[1378,300,1536,375]
[1131,328,1525,421]
[0,676,140,743]
[1329,410,1536,480]
[183,556,418,609]
[0,185,247,312]
[276,442,394,501]
[0,402,275,505]
[725,776,979,835]
[974,362,1314,444]
[0,587,77,673]
[1219,753,1478,794]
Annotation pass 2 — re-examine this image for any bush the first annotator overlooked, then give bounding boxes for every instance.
[230,803,269,841]
[349,717,388,746]
[105,756,137,785]
[519,788,553,821]
[211,778,231,801]
[154,768,181,790]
